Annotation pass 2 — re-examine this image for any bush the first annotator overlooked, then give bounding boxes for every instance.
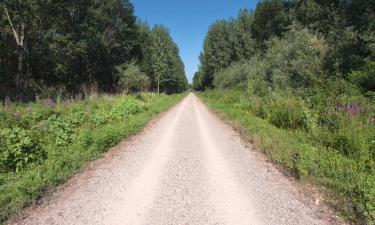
[116,63,150,94]
[0,128,45,172]
[265,25,327,89]
[213,62,250,88]
[349,59,375,93]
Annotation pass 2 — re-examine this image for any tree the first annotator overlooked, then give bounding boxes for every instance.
[265,26,327,89]
[198,10,257,89]
[192,70,203,91]
[0,0,187,101]
[116,62,149,94]
[229,9,256,62]
[251,0,290,49]
[293,0,375,77]
[146,25,187,94]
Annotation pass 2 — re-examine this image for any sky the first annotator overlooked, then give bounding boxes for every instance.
[131,0,260,83]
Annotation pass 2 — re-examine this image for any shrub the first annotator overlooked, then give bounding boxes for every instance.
[116,63,150,94]
[265,25,327,89]
[213,62,250,88]
[46,109,86,146]
[349,59,375,93]
[0,128,45,172]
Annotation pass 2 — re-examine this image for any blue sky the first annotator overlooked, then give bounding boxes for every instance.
[131,0,260,83]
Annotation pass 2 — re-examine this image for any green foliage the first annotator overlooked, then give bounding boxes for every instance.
[349,59,375,93]
[0,0,187,101]
[199,90,375,224]
[0,93,185,223]
[213,62,251,89]
[195,10,257,90]
[269,98,307,129]
[192,70,204,91]
[139,24,189,94]
[46,109,86,146]
[212,26,327,91]
[116,63,150,94]
[0,127,45,173]
[251,0,290,46]
[265,26,327,88]
[196,0,375,93]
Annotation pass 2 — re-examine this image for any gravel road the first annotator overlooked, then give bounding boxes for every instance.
[13,93,342,225]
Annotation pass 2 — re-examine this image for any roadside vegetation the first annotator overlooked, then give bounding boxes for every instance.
[0,93,185,223]
[0,0,189,223]
[194,0,374,224]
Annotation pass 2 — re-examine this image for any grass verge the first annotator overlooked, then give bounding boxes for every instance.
[0,93,185,223]
[198,90,374,225]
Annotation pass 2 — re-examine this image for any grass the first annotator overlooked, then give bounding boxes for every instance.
[0,93,186,223]
[198,89,375,225]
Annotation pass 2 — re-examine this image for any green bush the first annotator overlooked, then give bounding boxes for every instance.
[264,26,327,89]
[213,62,251,88]
[0,128,45,172]
[349,58,375,93]
[116,63,150,94]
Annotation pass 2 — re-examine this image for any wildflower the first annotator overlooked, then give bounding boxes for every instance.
[346,103,360,117]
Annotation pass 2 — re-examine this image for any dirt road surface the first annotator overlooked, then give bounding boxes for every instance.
[12,93,342,225]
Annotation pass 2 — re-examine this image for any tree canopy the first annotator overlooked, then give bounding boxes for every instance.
[193,0,375,94]
[0,0,188,101]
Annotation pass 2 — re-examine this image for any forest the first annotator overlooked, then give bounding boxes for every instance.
[0,0,188,101]
[194,0,375,223]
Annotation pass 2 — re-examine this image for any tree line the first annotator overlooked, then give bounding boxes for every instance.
[193,0,374,94]
[0,0,188,101]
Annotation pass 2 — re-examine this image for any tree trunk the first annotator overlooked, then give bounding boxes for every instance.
[4,7,26,92]
[17,47,24,90]
[157,74,160,94]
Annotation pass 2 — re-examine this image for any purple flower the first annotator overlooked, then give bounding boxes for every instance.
[346,103,360,117]
[45,98,56,108]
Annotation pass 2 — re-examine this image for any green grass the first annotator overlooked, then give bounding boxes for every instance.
[198,90,375,225]
[0,93,185,223]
